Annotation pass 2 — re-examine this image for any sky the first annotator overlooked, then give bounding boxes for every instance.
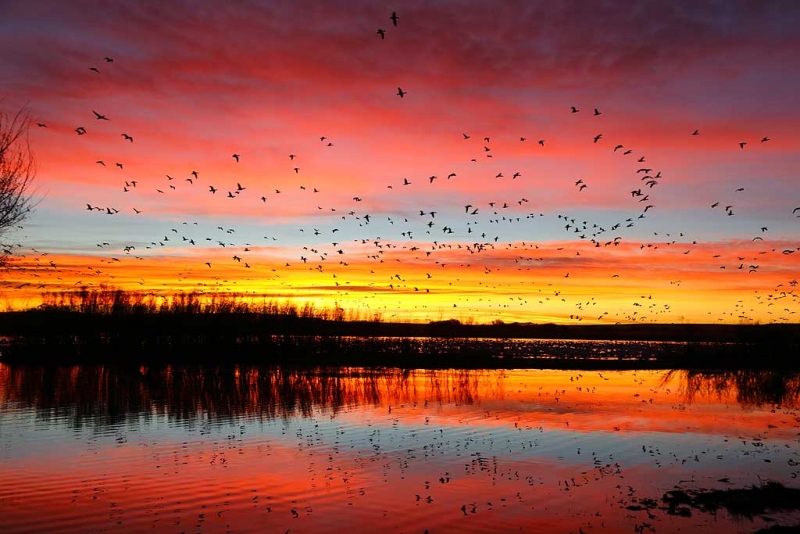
[0,0,799,324]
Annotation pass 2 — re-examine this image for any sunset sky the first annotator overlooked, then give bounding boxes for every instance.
[1,0,798,323]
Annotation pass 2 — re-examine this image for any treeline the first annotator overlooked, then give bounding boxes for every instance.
[0,288,797,367]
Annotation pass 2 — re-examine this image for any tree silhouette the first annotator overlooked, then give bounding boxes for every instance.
[0,105,37,264]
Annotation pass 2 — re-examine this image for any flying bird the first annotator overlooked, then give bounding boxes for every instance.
[397,87,406,98]
[232,153,240,162]
[377,28,385,39]
[571,106,579,113]
[92,110,109,120]
[390,11,398,26]
[121,133,133,142]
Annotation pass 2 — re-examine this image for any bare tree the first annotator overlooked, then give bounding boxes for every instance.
[0,105,38,264]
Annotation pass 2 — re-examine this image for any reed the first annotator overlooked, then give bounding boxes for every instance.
[0,287,797,368]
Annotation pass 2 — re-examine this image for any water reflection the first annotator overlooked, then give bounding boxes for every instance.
[4,365,800,430]
[664,369,800,408]
[0,364,498,428]
[2,364,799,534]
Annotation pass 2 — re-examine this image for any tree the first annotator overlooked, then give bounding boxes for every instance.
[0,105,37,264]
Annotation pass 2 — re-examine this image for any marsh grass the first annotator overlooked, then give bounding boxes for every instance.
[0,287,797,367]
[663,482,800,519]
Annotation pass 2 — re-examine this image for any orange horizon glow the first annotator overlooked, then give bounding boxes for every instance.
[1,2,799,325]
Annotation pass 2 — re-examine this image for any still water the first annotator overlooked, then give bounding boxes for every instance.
[1,363,799,533]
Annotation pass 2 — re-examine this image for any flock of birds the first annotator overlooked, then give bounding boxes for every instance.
[2,366,798,533]
[3,10,799,324]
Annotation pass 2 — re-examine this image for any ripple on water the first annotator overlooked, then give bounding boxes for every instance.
[1,365,800,533]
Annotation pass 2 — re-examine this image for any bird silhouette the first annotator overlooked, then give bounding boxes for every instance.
[390,11,398,26]
[397,87,406,98]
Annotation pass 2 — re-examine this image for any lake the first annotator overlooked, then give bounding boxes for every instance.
[1,362,799,533]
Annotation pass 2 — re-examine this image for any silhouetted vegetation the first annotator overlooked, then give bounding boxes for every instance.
[0,288,798,367]
[663,482,800,519]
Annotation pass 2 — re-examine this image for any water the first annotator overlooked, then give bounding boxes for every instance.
[1,363,799,533]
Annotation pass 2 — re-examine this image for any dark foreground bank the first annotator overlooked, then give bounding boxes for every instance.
[1,307,798,369]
